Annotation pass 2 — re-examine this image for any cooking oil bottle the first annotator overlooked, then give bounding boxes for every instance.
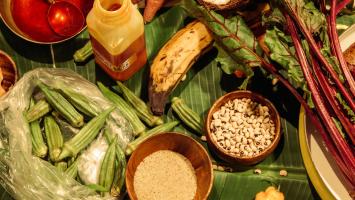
[86,0,147,80]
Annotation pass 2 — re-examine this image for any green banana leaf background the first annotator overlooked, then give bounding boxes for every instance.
[0,6,321,200]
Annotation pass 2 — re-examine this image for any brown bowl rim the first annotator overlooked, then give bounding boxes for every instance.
[205,90,281,165]
[0,50,18,81]
[126,132,214,200]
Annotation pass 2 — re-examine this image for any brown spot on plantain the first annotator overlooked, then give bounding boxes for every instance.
[168,60,174,73]
[199,36,207,41]
[160,55,167,61]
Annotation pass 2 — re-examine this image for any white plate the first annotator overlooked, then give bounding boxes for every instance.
[299,25,355,200]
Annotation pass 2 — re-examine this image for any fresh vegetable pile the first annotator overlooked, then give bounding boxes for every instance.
[27,81,127,197]
[0,68,134,199]
[181,0,355,195]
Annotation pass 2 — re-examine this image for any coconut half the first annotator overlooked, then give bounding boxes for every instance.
[197,0,250,10]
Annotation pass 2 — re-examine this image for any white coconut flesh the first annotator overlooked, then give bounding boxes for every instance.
[203,0,231,5]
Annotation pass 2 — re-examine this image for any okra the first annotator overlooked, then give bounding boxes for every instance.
[103,128,127,197]
[55,161,67,172]
[52,111,80,140]
[56,107,115,161]
[125,121,179,155]
[26,99,52,123]
[38,83,84,128]
[99,138,117,195]
[65,159,78,179]
[73,41,93,63]
[114,82,164,126]
[44,116,64,161]
[86,184,109,192]
[97,82,146,136]
[60,88,99,117]
[171,97,203,135]
[28,99,48,158]
[111,143,126,197]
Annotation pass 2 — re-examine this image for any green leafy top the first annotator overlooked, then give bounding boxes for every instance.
[277,0,326,34]
[180,0,265,89]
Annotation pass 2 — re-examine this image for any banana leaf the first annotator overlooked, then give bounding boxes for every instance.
[0,6,318,200]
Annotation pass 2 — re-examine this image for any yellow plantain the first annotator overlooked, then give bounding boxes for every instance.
[148,20,214,115]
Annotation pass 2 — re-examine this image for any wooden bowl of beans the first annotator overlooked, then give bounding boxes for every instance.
[205,90,281,165]
[126,132,213,200]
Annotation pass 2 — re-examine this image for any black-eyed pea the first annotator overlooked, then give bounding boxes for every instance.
[260,137,266,144]
[264,134,270,140]
[262,106,269,112]
[249,131,255,139]
[263,118,269,123]
[218,142,224,148]
[242,138,248,145]
[225,140,231,147]
[233,148,240,154]
[220,106,226,115]
[251,145,257,152]
[213,112,219,119]
[245,146,251,152]
[255,136,261,142]
[214,119,222,127]
[261,128,266,135]
[237,118,243,125]
[223,134,230,140]
[217,135,224,141]
[236,136,242,143]
[231,116,238,122]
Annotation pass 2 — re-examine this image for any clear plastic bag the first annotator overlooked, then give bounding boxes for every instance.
[0,68,133,200]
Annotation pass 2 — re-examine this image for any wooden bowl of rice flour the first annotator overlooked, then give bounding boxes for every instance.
[126,132,213,200]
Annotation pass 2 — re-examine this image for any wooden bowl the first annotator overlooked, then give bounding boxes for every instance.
[205,90,281,165]
[126,132,213,200]
[0,50,17,96]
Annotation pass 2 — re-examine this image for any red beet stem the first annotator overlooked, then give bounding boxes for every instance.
[286,15,355,173]
[310,54,355,144]
[261,59,355,184]
[330,0,355,98]
[285,1,355,112]
[335,0,352,15]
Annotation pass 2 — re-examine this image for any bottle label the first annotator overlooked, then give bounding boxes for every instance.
[90,35,145,72]
[93,48,137,72]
